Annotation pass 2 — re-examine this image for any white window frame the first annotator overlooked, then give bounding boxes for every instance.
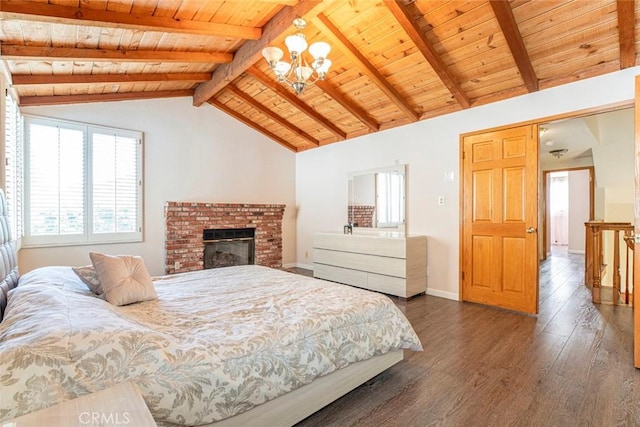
[23,115,143,247]
[4,89,24,246]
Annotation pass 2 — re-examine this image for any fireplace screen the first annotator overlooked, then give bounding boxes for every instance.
[203,228,255,269]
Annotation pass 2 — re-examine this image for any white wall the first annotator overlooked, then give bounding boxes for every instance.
[591,109,635,222]
[568,169,590,253]
[296,67,640,300]
[19,97,297,275]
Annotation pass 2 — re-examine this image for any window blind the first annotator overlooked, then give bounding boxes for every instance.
[24,116,142,246]
[376,171,405,228]
[91,132,138,234]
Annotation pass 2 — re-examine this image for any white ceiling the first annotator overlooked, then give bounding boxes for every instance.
[539,108,634,167]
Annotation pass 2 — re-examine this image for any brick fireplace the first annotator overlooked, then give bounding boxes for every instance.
[165,202,285,274]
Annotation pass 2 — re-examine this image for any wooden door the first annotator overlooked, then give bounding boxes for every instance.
[634,76,640,368]
[461,125,539,314]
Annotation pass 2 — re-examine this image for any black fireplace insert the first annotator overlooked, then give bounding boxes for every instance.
[203,228,255,269]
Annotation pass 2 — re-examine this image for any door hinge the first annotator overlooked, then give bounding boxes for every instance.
[461,271,465,280]
[462,151,465,159]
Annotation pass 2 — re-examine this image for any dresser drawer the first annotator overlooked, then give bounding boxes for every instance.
[314,233,406,258]
[367,273,408,297]
[314,248,406,278]
[314,264,367,288]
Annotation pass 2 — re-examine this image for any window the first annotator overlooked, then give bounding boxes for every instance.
[376,171,405,228]
[24,116,143,246]
[4,91,23,243]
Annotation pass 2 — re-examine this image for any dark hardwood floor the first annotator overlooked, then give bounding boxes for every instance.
[295,247,640,426]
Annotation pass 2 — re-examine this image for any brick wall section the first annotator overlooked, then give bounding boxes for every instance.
[165,202,286,274]
[348,205,375,228]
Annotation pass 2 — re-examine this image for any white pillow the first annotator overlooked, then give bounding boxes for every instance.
[72,265,103,295]
[89,252,157,306]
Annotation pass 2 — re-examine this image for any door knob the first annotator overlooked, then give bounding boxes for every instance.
[526,227,537,234]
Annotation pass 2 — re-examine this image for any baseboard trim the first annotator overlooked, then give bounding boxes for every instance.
[426,288,459,301]
[284,262,314,270]
[568,249,585,254]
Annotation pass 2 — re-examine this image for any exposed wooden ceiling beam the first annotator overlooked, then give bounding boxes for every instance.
[385,0,470,109]
[209,99,298,152]
[0,1,261,40]
[246,67,347,140]
[193,1,331,106]
[314,79,379,132]
[312,13,419,122]
[617,0,636,69]
[12,73,211,87]
[19,89,193,106]
[0,44,232,64]
[490,0,539,92]
[226,85,319,147]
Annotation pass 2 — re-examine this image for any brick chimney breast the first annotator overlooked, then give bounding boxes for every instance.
[165,202,285,274]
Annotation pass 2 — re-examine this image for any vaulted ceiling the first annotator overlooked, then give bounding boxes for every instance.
[0,0,636,152]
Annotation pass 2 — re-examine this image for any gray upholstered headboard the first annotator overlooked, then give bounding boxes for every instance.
[0,189,19,321]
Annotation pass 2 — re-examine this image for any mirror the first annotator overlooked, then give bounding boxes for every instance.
[348,164,406,230]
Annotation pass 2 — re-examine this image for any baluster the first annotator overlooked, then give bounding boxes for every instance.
[592,226,602,303]
[613,230,620,305]
[625,233,630,305]
[585,223,593,289]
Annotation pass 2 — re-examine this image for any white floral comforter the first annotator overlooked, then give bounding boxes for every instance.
[0,265,422,426]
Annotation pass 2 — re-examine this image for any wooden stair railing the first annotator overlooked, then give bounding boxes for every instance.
[585,221,634,304]
[623,233,633,304]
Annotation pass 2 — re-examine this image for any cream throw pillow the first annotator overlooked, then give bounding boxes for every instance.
[89,252,157,306]
[72,265,103,295]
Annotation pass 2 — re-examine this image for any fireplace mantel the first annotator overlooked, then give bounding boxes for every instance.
[165,202,285,274]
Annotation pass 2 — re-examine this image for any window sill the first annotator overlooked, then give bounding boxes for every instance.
[20,238,143,249]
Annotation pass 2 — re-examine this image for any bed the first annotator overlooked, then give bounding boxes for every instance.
[0,198,422,426]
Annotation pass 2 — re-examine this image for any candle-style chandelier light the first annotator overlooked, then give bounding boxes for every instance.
[261,17,332,95]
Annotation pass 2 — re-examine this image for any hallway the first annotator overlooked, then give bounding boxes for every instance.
[539,244,585,309]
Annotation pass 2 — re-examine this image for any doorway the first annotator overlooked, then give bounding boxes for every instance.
[549,171,569,251]
[460,108,633,316]
[542,167,594,262]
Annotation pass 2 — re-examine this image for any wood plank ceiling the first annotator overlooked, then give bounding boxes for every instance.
[0,0,637,152]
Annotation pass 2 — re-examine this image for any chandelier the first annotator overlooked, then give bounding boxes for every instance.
[261,18,332,95]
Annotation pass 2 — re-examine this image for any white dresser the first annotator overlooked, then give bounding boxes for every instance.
[313,231,427,298]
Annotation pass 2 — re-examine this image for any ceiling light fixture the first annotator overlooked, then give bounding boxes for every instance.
[261,18,332,95]
[549,148,568,159]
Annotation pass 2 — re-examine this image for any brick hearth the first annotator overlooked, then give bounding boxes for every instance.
[165,202,285,274]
